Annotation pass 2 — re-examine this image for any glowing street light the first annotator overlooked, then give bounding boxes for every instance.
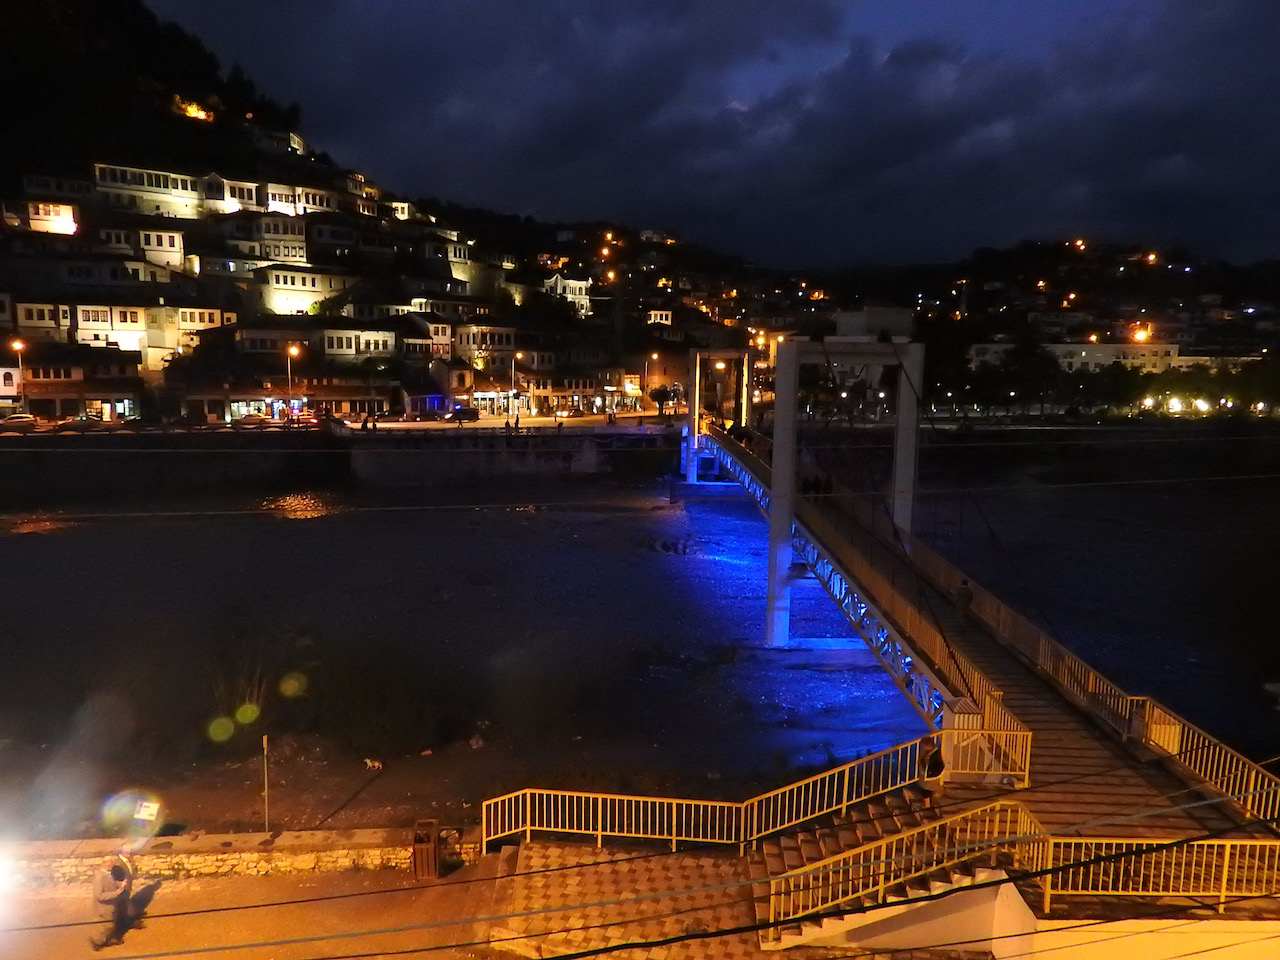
[642,352,657,410]
[10,339,24,413]
[510,351,523,415]
[286,343,300,418]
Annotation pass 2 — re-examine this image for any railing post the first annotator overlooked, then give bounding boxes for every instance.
[1218,842,1232,913]
[596,795,603,847]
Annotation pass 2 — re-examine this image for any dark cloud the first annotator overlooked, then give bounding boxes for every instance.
[146,0,1280,266]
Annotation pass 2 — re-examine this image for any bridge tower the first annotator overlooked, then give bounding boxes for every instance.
[765,337,924,645]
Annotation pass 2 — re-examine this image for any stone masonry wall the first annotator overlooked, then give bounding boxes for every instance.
[10,829,423,888]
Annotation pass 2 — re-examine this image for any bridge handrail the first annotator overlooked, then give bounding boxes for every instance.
[707,424,1280,834]
[707,428,1031,756]
[483,731,1025,851]
[904,532,1280,825]
[765,800,1046,941]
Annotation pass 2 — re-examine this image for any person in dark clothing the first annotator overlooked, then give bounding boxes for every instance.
[955,579,974,624]
[89,856,133,950]
[918,736,946,809]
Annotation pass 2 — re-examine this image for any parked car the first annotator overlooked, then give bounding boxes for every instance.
[443,407,481,423]
[554,407,585,419]
[173,412,215,430]
[0,413,38,430]
[231,413,281,429]
[55,414,104,432]
[290,411,321,427]
[120,413,167,431]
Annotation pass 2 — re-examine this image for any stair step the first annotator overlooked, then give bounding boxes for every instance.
[815,826,844,858]
[779,835,806,871]
[798,833,824,863]
[763,851,786,876]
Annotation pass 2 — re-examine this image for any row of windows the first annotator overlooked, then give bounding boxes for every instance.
[263,220,305,236]
[301,192,333,208]
[141,233,179,248]
[229,185,255,202]
[22,306,64,323]
[268,244,306,259]
[458,331,514,346]
[179,310,221,325]
[324,336,391,351]
[81,308,108,323]
[273,273,318,288]
[97,166,196,192]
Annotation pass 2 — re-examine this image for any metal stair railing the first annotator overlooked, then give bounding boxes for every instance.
[1044,836,1280,913]
[482,788,742,852]
[483,735,1013,852]
[764,800,1046,943]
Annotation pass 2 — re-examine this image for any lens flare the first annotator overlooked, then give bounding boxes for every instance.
[279,672,308,698]
[234,702,261,725]
[207,717,235,742]
[100,789,164,842]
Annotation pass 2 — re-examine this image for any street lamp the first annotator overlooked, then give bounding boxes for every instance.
[286,344,300,419]
[510,351,523,415]
[643,352,657,411]
[11,339,24,413]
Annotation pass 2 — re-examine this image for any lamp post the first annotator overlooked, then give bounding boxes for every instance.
[510,351,523,415]
[11,339,24,414]
[286,344,299,420]
[643,352,657,411]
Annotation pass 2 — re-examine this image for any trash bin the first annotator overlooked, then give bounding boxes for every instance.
[413,819,439,880]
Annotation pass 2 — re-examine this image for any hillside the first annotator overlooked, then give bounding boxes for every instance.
[0,0,301,185]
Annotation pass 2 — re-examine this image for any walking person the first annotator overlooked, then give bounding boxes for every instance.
[918,736,946,810]
[89,854,133,950]
[954,578,974,625]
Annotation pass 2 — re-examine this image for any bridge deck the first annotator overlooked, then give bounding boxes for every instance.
[799,493,1273,843]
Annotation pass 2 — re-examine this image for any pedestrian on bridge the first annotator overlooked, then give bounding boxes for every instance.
[954,579,974,624]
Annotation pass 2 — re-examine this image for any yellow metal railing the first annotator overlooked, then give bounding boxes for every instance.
[765,800,1045,941]
[483,733,1027,851]
[1044,837,1280,912]
[482,789,742,852]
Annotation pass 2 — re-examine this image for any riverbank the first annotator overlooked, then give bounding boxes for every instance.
[0,475,923,842]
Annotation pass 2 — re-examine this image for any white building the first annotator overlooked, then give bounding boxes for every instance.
[93,163,202,218]
[256,265,360,314]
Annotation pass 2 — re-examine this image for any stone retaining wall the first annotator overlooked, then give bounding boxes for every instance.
[9,829,422,888]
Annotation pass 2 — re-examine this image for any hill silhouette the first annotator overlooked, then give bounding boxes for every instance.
[1,0,303,186]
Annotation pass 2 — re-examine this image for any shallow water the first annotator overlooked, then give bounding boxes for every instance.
[0,477,926,835]
[918,465,1280,760]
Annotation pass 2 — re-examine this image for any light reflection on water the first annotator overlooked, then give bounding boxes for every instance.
[3,514,77,536]
[261,492,344,520]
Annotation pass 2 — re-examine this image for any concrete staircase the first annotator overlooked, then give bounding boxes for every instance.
[748,785,994,948]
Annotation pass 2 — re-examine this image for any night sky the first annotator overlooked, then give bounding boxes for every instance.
[145,1,1280,268]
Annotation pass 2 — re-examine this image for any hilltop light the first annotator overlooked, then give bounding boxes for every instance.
[1147,253,1158,264]
[1132,328,1150,342]
[175,97,214,122]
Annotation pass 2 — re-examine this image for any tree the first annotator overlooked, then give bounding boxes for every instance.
[649,384,673,415]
